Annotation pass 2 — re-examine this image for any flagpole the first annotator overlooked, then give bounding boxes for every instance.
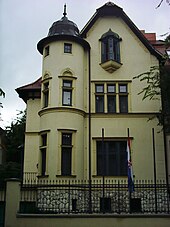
[152,128,157,213]
[102,128,105,213]
[127,128,130,158]
[127,128,132,213]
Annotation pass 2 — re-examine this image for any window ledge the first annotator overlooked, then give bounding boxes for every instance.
[56,175,76,178]
[37,175,49,178]
[100,60,122,73]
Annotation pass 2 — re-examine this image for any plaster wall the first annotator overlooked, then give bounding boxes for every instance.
[42,41,86,111]
[90,116,165,180]
[85,17,160,113]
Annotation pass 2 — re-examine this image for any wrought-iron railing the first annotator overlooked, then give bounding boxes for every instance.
[20,177,170,214]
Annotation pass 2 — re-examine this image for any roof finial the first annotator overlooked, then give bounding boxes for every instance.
[63,3,67,17]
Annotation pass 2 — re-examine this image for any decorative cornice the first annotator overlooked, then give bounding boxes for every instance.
[39,107,86,117]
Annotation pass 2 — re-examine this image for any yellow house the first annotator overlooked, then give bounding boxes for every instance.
[16,2,166,183]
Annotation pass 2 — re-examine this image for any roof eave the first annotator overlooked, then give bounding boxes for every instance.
[37,35,90,55]
[80,3,162,60]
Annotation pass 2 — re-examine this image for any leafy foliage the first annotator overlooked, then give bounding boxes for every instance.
[0,110,26,183]
[0,162,21,186]
[0,88,5,97]
[165,34,170,48]
[133,66,161,100]
[5,110,26,163]
[156,0,170,8]
[0,88,5,109]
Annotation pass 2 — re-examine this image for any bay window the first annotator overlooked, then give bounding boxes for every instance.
[100,29,122,73]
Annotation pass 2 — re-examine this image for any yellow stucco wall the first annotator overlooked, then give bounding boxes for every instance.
[85,17,160,113]
[24,99,40,173]
[42,41,87,111]
[38,109,85,179]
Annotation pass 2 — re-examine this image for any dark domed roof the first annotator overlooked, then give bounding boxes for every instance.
[37,4,90,54]
[48,15,80,37]
[48,4,80,37]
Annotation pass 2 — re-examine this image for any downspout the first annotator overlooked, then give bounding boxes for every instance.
[88,47,92,213]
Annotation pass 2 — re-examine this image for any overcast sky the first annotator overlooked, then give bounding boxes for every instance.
[0,0,169,128]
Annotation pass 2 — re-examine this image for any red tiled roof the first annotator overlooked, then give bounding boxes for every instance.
[16,77,41,103]
[17,77,41,90]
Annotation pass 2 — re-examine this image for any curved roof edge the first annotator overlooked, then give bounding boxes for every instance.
[37,34,90,55]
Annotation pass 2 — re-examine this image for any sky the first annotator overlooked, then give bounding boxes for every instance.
[0,0,169,128]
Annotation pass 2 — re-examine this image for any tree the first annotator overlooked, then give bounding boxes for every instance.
[133,36,170,129]
[0,88,5,109]
[0,110,26,184]
[133,66,161,101]
[156,0,170,8]
[5,110,26,163]
[133,33,170,102]
[0,88,5,97]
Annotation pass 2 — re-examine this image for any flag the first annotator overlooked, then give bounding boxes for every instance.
[127,138,134,192]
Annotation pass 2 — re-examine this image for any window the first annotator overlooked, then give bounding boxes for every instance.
[62,80,72,106]
[95,84,104,113]
[119,84,128,113]
[61,133,72,175]
[64,43,72,53]
[95,83,129,113]
[42,82,49,108]
[101,29,121,63]
[44,46,49,57]
[40,134,47,176]
[107,84,116,113]
[97,141,127,176]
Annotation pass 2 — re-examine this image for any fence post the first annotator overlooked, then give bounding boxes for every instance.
[4,178,21,227]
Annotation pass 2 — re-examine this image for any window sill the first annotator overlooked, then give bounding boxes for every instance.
[100,60,122,73]
[92,175,127,177]
[56,175,76,178]
[37,175,49,178]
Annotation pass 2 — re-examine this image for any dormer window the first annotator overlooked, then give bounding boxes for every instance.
[100,29,122,73]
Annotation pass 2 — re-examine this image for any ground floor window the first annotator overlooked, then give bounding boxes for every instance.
[61,133,72,175]
[41,148,46,176]
[97,140,127,176]
[40,133,47,176]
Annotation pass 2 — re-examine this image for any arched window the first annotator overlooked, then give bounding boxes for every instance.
[100,29,121,63]
[58,69,77,107]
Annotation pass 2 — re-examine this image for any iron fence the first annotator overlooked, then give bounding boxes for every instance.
[20,177,170,214]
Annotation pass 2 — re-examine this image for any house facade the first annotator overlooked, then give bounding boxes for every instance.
[16,2,166,183]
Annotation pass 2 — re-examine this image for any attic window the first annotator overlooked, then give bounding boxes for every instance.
[100,29,122,73]
[64,43,72,53]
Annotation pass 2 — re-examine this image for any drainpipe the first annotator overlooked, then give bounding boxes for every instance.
[88,47,92,213]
